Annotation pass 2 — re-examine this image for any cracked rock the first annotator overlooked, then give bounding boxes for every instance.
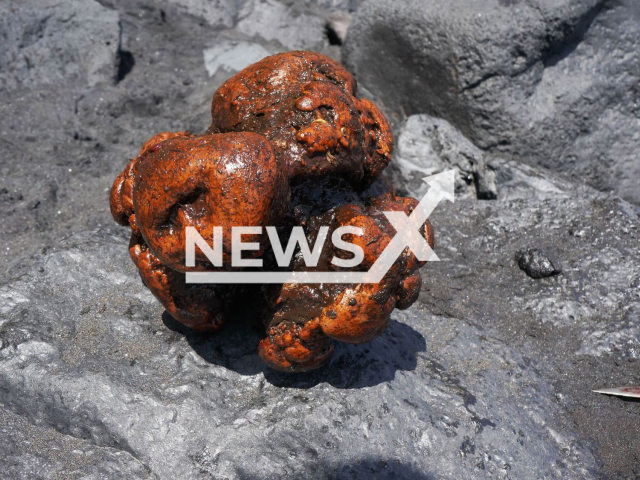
[326,11,352,45]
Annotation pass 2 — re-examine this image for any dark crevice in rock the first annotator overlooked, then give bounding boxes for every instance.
[541,1,608,68]
[459,72,499,93]
[459,58,541,93]
[325,23,343,45]
[93,0,117,11]
[19,13,54,51]
[116,21,135,83]
[116,49,135,83]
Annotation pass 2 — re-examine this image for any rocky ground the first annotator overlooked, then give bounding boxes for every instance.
[1,0,639,478]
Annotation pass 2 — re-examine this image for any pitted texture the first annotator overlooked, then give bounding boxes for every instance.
[256,177,433,371]
[208,51,392,185]
[110,51,434,372]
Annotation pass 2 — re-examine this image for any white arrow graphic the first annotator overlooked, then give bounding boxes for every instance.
[186,170,455,284]
[363,169,455,283]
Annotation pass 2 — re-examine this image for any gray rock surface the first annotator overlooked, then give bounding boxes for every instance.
[2,158,639,478]
[203,40,273,77]
[385,114,498,200]
[0,0,120,90]
[164,0,355,52]
[1,0,639,477]
[163,0,240,28]
[344,0,640,205]
[0,407,152,479]
[235,0,327,50]
[422,180,640,478]
[0,226,599,479]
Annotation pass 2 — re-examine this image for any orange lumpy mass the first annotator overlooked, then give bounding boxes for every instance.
[110,51,434,372]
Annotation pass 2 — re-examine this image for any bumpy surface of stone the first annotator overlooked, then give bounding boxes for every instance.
[0,224,599,478]
[111,51,429,372]
[515,248,561,279]
[344,0,640,205]
[4,156,640,477]
[209,51,392,184]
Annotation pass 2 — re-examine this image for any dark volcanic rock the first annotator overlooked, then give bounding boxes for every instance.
[0,228,599,478]
[0,407,151,479]
[344,0,640,205]
[0,0,120,89]
[515,248,561,279]
[385,114,500,200]
[1,0,639,477]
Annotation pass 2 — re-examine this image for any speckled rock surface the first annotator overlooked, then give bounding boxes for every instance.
[0,0,120,90]
[0,407,151,479]
[1,0,640,477]
[2,160,639,477]
[0,226,599,478]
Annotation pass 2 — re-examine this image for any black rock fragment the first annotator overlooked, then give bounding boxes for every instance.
[515,248,561,279]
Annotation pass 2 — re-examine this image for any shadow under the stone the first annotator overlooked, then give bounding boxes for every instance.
[236,458,434,480]
[162,313,427,389]
[162,312,266,376]
[599,395,640,404]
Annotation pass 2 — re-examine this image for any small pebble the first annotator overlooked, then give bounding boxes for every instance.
[515,248,561,279]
